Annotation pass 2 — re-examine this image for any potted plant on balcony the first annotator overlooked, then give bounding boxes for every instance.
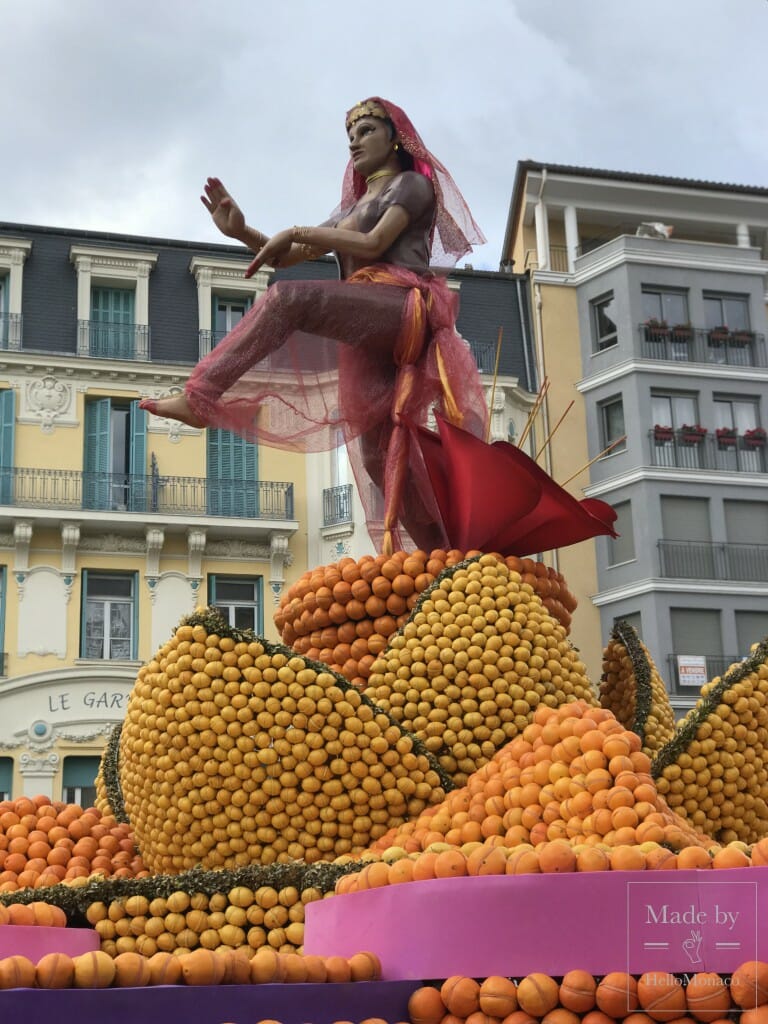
[644,318,669,342]
[653,424,674,443]
[730,328,755,347]
[716,426,738,448]
[679,423,707,445]
[671,323,693,344]
[743,427,767,449]
[708,325,730,345]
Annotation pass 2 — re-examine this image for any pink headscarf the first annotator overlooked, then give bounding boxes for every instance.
[339,96,486,267]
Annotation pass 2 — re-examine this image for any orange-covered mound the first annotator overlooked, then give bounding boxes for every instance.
[274,550,577,687]
[334,700,732,893]
[0,796,145,892]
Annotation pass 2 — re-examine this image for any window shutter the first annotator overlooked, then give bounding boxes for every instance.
[0,389,15,505]
[207,429,258,517]
[80,568,90,657]
[62,756,101,789]
[91,288,135,358]
[128,401,147,512]
[84,399,111,509]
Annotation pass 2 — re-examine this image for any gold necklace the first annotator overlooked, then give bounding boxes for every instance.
[366,169,399,185]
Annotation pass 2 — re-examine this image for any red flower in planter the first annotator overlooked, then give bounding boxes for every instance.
[744,427,767,448]
[716,427,737,447]
[679,424,707,445]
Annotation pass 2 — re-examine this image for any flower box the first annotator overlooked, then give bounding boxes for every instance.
[653,425,674,443]
[708,327,730,345]
[644,319,669,341]
[743,427,767,449]
[671,324,693,342]
[679,424,707,445]
[716,428,737,448]
[730,330,755,347]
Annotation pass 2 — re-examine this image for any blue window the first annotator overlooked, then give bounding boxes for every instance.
[0,757,11,801]
[83,398,146,511]
[62,756,101,808]
[208,575,263,633]
[213,296,251,347]
[81,570,138,660]
[90,287,136,359]
[207,428,258,516]
[0,389,14,505]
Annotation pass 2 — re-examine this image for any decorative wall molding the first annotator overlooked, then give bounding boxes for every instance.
[79,533,147,553]
[205,538,271,560]
[22,375,75,433]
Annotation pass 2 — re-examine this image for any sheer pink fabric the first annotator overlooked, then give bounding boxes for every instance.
[185,98,488,551]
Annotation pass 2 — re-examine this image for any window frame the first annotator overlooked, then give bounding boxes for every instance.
[208,574,263,634]
[80,569,138,661]
[590,292,618,352]
[641,286,689,327]
[703,291,751,332]
[598,394,627,454]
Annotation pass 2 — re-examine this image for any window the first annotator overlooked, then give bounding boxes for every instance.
[591,293,618,351]
[714,396,759,434]
[213,296,251,347]
[736,611,768,658]
[207,428,259,516]
[0,274,6,348]
[208,575,263,632]
[70,244,156,360]
[670,608,723,689]
[598,396,626,452]
[651,391,698,430]
[608,501,635,564]
[81,571,137,659]
[0,237,31,350]
[0,389,14,505]
[660,496,713,577]
[704,292,750,332]
[724,500,768,579]
[83,398,146,511]
[641,287,689,327]
[612,612,642,637]
[62,756,100,809]
[90,286,136,359]
[0,757,11,801]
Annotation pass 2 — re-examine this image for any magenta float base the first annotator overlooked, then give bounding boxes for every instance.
[0,925,98,962]
[305,867,768,979]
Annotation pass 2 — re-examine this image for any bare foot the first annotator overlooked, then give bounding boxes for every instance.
[139,395,205,429]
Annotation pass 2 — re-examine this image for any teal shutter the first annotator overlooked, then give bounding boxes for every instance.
[91,288,135,358]
[63,756,101,788]
[0,389,15,505]
[83,399,111,509]
[128,401,147,512]
[207,429,258,516]
[0,757,11,798]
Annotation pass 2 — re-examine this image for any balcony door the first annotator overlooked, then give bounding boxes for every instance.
[91,287,135,359]
[84,398,147,511]
[206,428,259,517]
[0,390,14,506]
[213,296,250,348]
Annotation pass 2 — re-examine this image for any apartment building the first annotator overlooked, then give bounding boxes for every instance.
[504,163,768,709]
[0,221,535,799]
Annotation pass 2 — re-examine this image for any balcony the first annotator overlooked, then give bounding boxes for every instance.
[199,329,229,359]
[667,653,741,692]
[323,484,353,527]
[639,323,767,368]
[523,245,569,273]
[0,467,294,520]
[0,313,22,350]
[649,429,767,473]
[659,539,768,581]
[77,321,150,361]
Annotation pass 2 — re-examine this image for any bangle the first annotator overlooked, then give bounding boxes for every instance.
[292,225,313,242]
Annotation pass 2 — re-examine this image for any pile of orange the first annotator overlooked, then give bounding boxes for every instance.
[274,550,577,687]
[407,961,768,1024]
[0,796,145,892]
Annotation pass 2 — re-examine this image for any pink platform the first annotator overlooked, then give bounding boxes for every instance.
[305,867,768,979]
[0,925,99,962]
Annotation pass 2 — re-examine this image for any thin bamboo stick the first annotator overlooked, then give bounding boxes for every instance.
[517,376,549,449]
[558,435,627,488]
[484,326,504,443]
[534,400,574,461]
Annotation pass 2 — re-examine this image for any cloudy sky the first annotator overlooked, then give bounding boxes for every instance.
[2,0,767,270]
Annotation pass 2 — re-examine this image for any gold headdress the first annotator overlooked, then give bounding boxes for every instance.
[345,99,390,129]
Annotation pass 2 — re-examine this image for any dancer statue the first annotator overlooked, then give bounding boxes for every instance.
[141,97,488,552]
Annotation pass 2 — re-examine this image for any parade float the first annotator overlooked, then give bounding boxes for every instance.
[0,409,765,1024]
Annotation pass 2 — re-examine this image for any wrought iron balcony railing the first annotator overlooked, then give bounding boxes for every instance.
[0,313,22,351]
[667,653,742,692]
[322,483,353,527]
[649,430,767,473]
[0,467,294,520]
[199,329,230,359]
[658,539,768,582]
[77,321,150,361]
[639,323,767,368]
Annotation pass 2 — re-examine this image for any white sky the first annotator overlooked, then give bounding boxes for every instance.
[2,0,768,270]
